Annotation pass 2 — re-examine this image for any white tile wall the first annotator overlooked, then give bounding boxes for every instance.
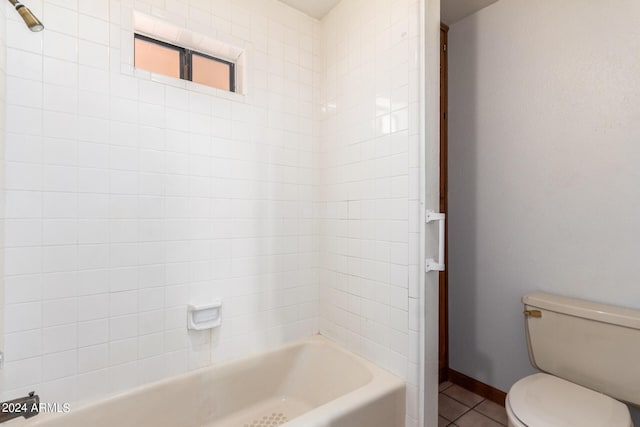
[1,1,424,426]
[317,0,422,425]
[2,0,320,403]
[0,0,6,397]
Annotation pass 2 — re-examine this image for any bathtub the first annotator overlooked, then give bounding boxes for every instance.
[14,335,405,427]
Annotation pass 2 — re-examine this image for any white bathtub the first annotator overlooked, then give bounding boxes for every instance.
[14,335,405,427]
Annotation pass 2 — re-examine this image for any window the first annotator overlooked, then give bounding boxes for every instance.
[134,35,182,79]
[134,34,236,92]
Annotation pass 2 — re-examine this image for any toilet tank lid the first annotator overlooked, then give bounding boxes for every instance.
[523,292,640,330]
[508,373,631,427]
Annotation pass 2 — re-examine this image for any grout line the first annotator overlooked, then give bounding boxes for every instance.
[445,408,507,427]
[472,409,507,426]
[439,388,508,426]
[438,395,473,423]
[470,399,485,410]
[450,407,471,423]
[437,392,464,419]
[438,381,453,392]
[441,393,485,418]
[472,399,508,426]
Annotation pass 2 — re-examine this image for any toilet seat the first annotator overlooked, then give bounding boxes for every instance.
[507,373,632,427]
[506,397,527,427]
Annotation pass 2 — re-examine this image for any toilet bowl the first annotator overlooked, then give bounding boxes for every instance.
[505,373,632,427]
[506,293,640,427]
[505,395,526,427]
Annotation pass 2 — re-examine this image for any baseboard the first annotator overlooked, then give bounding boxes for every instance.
[447,369,507,407]
[438,366,448,384]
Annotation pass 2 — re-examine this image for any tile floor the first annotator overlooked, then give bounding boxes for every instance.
[438,382,508,427]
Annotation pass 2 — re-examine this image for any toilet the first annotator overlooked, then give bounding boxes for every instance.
[506,292,638,427]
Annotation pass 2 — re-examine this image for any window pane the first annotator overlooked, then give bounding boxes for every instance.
[192,54,232,91]
[134,37,181,79]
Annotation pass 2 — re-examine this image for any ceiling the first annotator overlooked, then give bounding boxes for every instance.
[278,0,499,24]
[441,0,499,25]
[278,0,342,20]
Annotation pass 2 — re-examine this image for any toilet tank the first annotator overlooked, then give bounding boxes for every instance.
[523,292,640,406]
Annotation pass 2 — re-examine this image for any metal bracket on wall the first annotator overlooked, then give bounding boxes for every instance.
[425,210,446,272]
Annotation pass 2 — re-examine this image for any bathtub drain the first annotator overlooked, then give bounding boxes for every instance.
[244,412,288,426]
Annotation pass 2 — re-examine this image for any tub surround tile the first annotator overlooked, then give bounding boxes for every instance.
[2,0,322,405]
[1,1,423,426]
[316,0,421,424]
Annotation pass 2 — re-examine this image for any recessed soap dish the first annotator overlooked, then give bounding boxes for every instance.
[187,300,222,331]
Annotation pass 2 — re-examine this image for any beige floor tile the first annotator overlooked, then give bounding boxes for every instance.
[455,410,504,427]
[443,384,484,408]
[438,415,450,427]
[475,400,508,425]
[439,381,453,392]
[439,393,470,422]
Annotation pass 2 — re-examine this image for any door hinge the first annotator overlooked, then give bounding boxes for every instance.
[443,44,447,52]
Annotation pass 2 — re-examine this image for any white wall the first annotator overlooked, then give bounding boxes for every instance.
[2,0,320,403]
[317,0,422,425]
[448,0,640,421]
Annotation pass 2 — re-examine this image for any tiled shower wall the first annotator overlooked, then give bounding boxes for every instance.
[0,0,5,395]
[317,0,422,425]
[2,0,320,402]
[1,1,425,425]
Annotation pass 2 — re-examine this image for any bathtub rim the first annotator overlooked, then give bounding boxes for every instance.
[17,334,405,427]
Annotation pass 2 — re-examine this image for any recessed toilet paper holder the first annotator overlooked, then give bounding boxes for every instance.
[187,300,222,330]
